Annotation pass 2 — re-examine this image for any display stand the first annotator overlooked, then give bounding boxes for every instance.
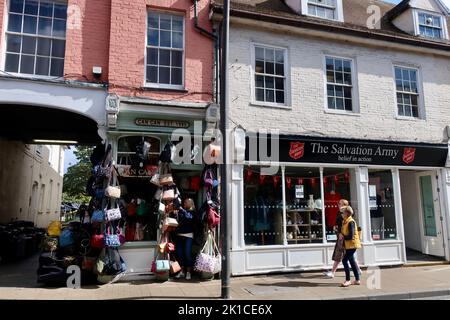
[286,208,323,244]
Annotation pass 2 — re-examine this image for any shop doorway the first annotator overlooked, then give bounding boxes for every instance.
[400,170,446,262]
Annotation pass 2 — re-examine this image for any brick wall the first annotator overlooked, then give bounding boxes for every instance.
[228,25,450,144]
[108,0,214,103]
[64,0,111,82]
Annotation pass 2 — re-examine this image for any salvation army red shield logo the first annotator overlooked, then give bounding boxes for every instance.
[289,142,305,160]
[402,147,416,164]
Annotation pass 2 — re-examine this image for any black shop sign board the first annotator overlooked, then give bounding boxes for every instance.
[245,133,448,167]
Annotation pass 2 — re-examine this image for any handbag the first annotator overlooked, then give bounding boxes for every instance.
[91,233,105,249]
[91,209,104,223]
[105,186,121,199]
[194,232,220,273]
[159,174,174,186]
[59,228,74,248]
[164,217,179,228]
[47,221,61,237]
[104,227,121,248]
[154,188,163,200]
[127,201,137,216]
[137,200,149,216]
[190,176,201,191]
[158,202,166,215]
[170,260,181,274]
[207,206,220,229]
[162,188,175,201]
[156,254,170,272]
[105,202,122,222]
[203,169,215,188]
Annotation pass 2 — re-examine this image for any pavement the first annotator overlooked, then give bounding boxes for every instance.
[1,254,450,300]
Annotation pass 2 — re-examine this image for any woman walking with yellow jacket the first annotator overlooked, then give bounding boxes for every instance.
[340,206,361,287]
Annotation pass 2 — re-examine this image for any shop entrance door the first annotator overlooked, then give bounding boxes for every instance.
[417,172,445,257]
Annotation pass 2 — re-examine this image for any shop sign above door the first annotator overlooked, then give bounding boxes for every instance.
[245,133,448,167]
[135,118,190,129]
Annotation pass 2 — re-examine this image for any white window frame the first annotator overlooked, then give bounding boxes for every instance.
[2,0,68,79]
[144,10,185,90]
[392,64,424,120]
[323,54,359,115]
[250,42,291,109]
[301,0,344,22]
[413,9,449,40]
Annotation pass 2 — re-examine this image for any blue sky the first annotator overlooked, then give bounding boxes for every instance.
[64,147,77,174]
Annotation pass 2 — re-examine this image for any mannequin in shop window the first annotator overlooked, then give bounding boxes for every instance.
[325,187,342,232]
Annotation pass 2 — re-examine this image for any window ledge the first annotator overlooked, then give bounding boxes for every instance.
[141,86,187,93]
[249,102,292,110]
[324,109,360,117]
[395,116,424,122]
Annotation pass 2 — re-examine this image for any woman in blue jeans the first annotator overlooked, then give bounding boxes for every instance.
[175,198,196,280]
[340,206,362,287]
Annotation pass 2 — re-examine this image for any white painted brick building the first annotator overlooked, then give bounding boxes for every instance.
[213,0,450,276]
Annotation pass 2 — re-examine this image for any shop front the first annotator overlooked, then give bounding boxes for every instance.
[230,133,450,275]
[105,100,211,279]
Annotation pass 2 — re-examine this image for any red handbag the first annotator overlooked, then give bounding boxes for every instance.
[91,234,104,249]
[128,201,137,216]
[207,206,220,229]
[190,176,201,191]
[166,242,175,252]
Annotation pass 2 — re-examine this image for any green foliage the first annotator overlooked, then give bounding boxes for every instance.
[63,146,94,199]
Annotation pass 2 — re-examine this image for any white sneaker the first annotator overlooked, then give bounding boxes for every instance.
[324,271,334,278]
[175,271,185,279]
[185,272,191,280]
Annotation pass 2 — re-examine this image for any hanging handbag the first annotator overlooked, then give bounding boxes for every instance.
[156,253,170,272]
[47,221,61,237]
[207,205,220,229]
[170,260,181,274]
[105,201,122,222]
[104,226,121,248]
[203,169,214,188]
[151,163,161,186]
[105,186,121,199]
[136,200,149,216]
[194,232,217,273]
[59,228,74,248]
[154,188,163,200]
[162,188,175,201]
[91,233,105,249]
[127,200,137,216]
[159,174,174,186]
[158,202,166,215]
[91,209,105,223]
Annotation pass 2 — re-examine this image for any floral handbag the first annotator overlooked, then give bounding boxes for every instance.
[104,227,121,248]
[105,201,122,222]
[194,232,221,274]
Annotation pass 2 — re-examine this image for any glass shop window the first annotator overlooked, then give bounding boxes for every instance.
[243,166,283,246]
[323,168,358,242]
[284,167,323,244]
[117,136,161,167]
[368,169,397,240]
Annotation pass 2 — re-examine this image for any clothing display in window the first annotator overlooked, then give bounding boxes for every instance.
[325,191,342,229]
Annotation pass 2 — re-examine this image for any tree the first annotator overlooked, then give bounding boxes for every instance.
[63,146,94,203]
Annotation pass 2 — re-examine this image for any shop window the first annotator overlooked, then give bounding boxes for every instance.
[5,0,67,77]
[368,169,397,240]
[284,167,323,244]
[244,166,284,246]
[323,168,357,242]
[117,136,160,168]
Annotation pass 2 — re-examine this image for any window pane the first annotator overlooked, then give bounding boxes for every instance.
[23,15,37,34]
[327,71,334,83]
[35,56,50,75]
[255,60,264,73]
[10,0,24,14]
[20,55,35,74]
[172,17,183,32]
[159,49,170,66]
[265,49,274,62]
[160,30,171,47]
[255,75,264,88]
[328,97,335,109]
[275,50,284,63]
[412,106,419,118]
[52,19,66,38]
[147,48,158,65]
[5,54,20,72]
[50,58,64,76]
[398,105,404,116]
[256,88,265,101]
[172,50,182,68]
[343,87,352,99]
[54,4,67,19]
[344,99,352,111]
[160,14,171,30]
[39,1,53,17]
[335,71,343,84]
[285,167,323,245]
[336,98,344,110]
[148,13,158,28]
[25,0,38,15]
[411,95,418,107]
[335,59,343,72]
[37,37,51,55]
[265,77,274,89]
[327,84,335,97]
[244,166,283,246]
[52,39,65,58]
[276,90,285,104]
[335,85,343,97]
[255,47,264,60]
[409,70,417,82]
[6,35,21,53]
[22,35,36,54]
[343,60,351,73]
[171,68,182,85]
[344,73,352,85]
[275,63,284,76]
[275,77,284,90]
[265,61,274,74]
[8,14,22,33]
[326,58,334,70]
[148,29,158,46]
[266,90,275,103]
[172,31,183,49]
[38,17,52,36]
[146,65,157,83]
[395,67,402,80]
[397,93,403,104]
[159,66,170,84]
[396,79,403,91]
